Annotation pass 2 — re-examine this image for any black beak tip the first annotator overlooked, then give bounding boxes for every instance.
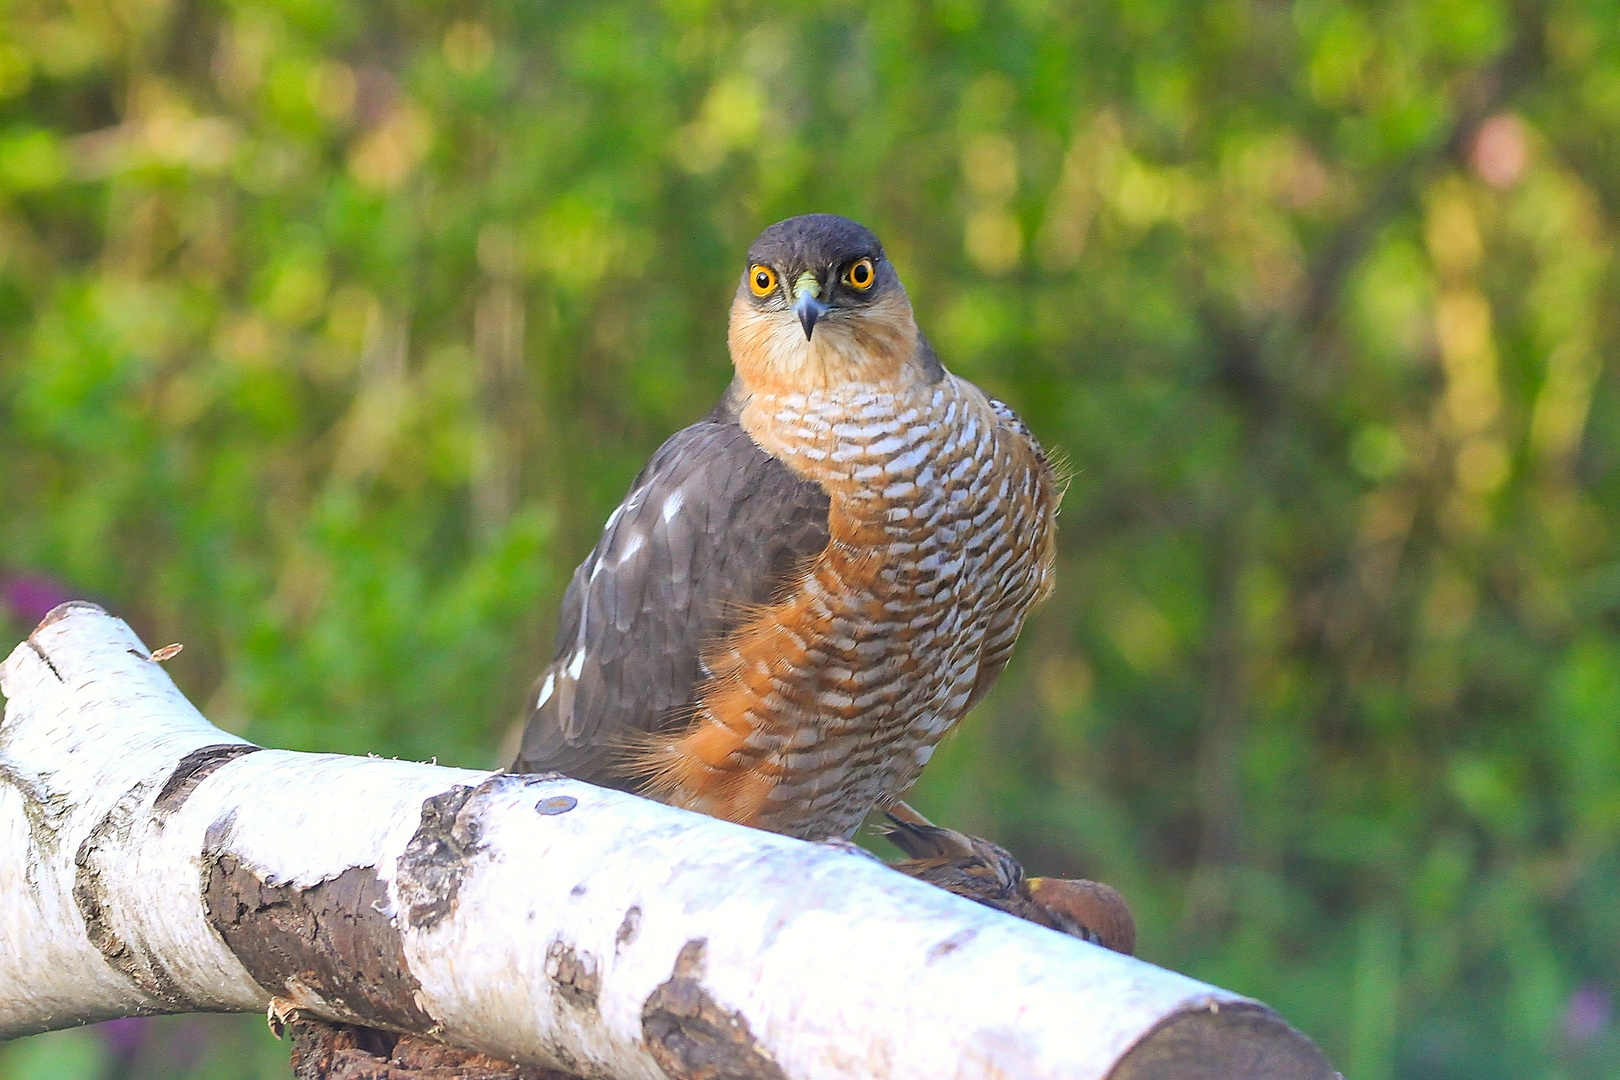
[795,298,827,340]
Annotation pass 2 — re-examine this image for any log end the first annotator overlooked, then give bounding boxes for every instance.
[1108,1000,1339,1080]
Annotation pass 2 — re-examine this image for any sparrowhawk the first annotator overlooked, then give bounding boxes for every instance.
[512,214,1058,841]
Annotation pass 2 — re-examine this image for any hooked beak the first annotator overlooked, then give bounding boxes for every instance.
[793,285,829,340]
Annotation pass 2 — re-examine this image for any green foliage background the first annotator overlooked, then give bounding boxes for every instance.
[3,1,1620,1077]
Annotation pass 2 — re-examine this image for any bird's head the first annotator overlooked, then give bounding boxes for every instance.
[727,214,924,392]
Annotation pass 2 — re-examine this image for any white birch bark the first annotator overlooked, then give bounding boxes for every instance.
[0,603,1335,1080]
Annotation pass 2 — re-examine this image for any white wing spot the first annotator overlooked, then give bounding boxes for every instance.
[567,650,586,678]
[618,533,645,563]
[662,489,685,522]
[535,672,555,708]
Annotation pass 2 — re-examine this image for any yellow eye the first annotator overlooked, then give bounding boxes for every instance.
[844,258,875,290]
[748,264,777,297]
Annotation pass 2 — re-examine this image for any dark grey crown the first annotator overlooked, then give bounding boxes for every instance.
[746,214,885,274]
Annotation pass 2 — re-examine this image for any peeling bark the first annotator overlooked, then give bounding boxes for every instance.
[204,857,436,1031]
[0,754,70,859]
[74,778,190,1007]
[288,1019,574,1080]
[641,941,787,1080]
[546,941,601,1012]
[613,907,641,953]
[396,782,488,931]
[0,604,1339,1080]
[154,744,263,816]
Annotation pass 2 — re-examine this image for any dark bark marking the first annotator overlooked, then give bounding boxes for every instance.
[74,781,190,1006]
[511,770,567,783]
[545,940,601,1011]
[153,744,263,816]
[926,927,977,963]
[394,778,501,932]
[615,907,641,952]
[24,639,62,682]
[641,939,786,1080]
[203,810,237,854]
[23,601,107,680]
[0,761,70,860]
[34,599,104,630]
[0,678,71,859]
[1106,1000,1339,1080]
[203,856,435,1032]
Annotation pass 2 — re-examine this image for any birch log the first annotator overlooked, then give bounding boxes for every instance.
[0,604,1337,1080]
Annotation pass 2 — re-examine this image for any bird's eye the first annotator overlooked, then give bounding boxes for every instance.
[749,264,777,297]
[844,258,875,290]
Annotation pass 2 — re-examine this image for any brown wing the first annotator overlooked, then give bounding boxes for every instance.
[511,387,831,790]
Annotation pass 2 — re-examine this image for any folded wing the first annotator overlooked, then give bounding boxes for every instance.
[512,393,832,790]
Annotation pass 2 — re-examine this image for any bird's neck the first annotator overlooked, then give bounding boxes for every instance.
[734,369,988,507]
[726,292,923,396]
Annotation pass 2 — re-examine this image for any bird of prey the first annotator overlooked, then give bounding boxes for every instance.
[512,214,1058,841]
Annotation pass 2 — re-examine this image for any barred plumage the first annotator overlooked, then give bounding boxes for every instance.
[513,214,1057,840]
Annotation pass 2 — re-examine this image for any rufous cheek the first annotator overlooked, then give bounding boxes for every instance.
[727,295,919,393]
